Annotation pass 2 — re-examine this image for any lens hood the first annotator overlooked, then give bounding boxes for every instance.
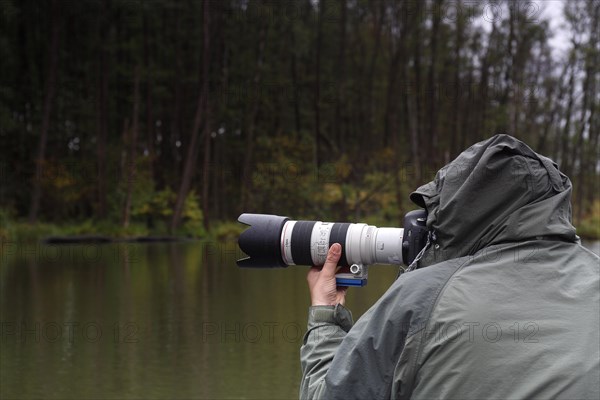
[237,213,289,268]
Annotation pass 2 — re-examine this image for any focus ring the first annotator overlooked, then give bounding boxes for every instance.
[291,221,316,266]
[329,223,350,267]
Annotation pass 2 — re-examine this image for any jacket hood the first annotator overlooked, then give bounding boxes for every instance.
[410,134,577,267]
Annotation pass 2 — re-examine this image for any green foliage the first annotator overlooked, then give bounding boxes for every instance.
[61,219,150,238]
[0,211,61,243]
[179,190,205,237]
[0,0,598,236]
[182,190,203,222]
[577,201,600,240]
[212,221,246,241]
[247,136,413,225]
[130,186,205,236]
[0,217,152,244]
[132,186,176,221]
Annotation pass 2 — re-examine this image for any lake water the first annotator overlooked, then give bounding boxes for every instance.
[1,240,599,399]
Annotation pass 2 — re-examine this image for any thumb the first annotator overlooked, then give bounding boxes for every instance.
[321,243,342,278]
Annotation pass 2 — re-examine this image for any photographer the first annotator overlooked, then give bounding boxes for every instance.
[300,135,599,399]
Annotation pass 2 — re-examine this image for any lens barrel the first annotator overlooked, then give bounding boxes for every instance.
[237,213,405,268]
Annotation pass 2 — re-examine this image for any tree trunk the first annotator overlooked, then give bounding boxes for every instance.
[502,4,515,108]
[334,0,347,148]
[313,0,325,169]
[201,118,211,231]
[96,0,110,218]
[290,22,302,135]
[427,0,443,162]
[212,132,221,221]
[575,3,598,223]
[552,63,572,161]
[571,62,590,174]
[398,3,420,182]
[560,60,576,175]
[476,18,497,147]
[364,0,384,148]
[144,11,155,181]
[537,62,569,153]
[29,0,60,223]
[201,7,212,231]
[384,49,402,148]
[122,65,141,228]
[390,2,410,223]
[406,62,421,182]
[213,35,229,221]
[240,10,267,211]
[169,12,185,181]
[584,1,600,212]
[171,0,210,231]
[412,0,424,156]
[450,0,464,157]
[384,1,409,148]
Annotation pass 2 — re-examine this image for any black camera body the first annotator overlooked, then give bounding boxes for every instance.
[401,209,429,268]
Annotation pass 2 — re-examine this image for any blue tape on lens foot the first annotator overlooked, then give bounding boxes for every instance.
[336,278,368,287]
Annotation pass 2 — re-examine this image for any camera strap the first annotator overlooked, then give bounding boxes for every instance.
[397,230,435,278]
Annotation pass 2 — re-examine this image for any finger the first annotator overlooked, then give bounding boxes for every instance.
[321,243,342,278]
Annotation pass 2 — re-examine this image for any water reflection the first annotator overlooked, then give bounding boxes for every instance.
[1,240,598,399]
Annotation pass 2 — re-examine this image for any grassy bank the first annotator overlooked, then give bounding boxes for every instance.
[1,212,598,245]
[0,218,248,244]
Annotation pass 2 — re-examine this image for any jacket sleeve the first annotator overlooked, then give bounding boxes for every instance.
[299,286,412,400]
[299,262,462,400]
[300,305,354,399]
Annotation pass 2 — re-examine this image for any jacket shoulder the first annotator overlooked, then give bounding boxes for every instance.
[381,258,467,337]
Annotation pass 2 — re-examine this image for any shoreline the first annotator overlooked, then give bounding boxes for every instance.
[42,235,193,244]
[1,219,598,244]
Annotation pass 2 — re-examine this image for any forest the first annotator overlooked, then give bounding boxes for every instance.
[1,0,599,241]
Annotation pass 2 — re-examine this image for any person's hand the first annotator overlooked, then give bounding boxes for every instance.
[306,243,349,306]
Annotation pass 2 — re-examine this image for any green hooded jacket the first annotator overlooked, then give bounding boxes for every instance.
[300,135,599,399]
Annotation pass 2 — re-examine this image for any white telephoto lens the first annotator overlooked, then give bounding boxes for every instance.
[281,219,404,267]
